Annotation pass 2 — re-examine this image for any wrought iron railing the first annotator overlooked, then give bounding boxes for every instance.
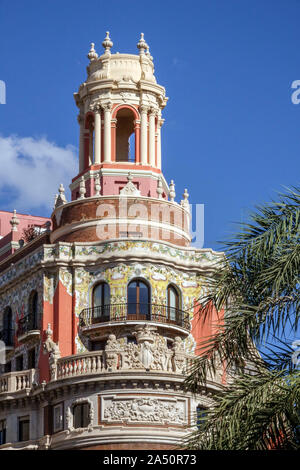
[0,328,14,347]
[17,314,39,337]
[79,303,190,330]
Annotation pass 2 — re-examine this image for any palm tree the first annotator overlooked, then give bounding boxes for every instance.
[184,187,300,450]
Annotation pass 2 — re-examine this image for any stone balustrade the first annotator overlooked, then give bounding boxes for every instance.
[56,351,105,380]
[0,369,37,395]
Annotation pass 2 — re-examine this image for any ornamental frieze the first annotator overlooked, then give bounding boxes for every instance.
[101,395,187,425]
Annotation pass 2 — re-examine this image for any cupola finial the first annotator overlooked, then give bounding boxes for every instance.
[137,32,148,55]
[87,42,98,62]
[102,31,113,54]
[10,209,19,232]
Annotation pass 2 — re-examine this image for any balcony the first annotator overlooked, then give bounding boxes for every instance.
[0,369,37,397]
[17,314,40,343]
[79,303,191,331]
[0,328,14,350]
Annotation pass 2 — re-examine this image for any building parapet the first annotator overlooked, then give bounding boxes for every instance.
[0,369,38,397]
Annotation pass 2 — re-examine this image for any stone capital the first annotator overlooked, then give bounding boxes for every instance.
[103,102,112,112]
[149,107,157,117]
[140,104,149,115]
[90,102,102,113]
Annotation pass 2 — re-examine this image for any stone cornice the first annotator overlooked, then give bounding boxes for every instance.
[0,239,224,291]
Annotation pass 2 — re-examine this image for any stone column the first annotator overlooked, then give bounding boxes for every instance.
[103,103,112,163]
[157,118,164,170]
[134,120,141,163]
[149,108,156,167]
[89,124,93,166]
[77,115,84,173]
[94,105,102,165]
[140,105,149,165]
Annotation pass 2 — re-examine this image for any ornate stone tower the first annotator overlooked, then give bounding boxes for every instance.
[0,33,224,451]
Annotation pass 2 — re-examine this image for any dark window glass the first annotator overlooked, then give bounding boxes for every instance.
[127,280,150,316]
[28,349,36,369]
[73,403,90,429]
[196,406,207,430]
[128,281,138,305]
[127,336,137,345]
[0,420,6,445]
[18,417,30,442]
[4,362,11,373]
[29,291,38,329]
[16,355,23,372]
[93,283,110,320]
[2,307,13,346]
[167,285,179,321]
[91,340,106,351]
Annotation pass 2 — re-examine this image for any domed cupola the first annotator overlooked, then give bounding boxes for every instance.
[50,32,191,248]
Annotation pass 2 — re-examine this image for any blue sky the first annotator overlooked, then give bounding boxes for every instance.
[0,0,299,251]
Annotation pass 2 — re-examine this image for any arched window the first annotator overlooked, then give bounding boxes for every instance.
[92,282,110,323]
[28,291,38,330]
[116,108,136,163]
[167,285,180,322]
[1,307,13,346]
[127,279,150,318]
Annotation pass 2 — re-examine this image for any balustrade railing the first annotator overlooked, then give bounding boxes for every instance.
[56,351,104,380]
[0,369,36,395]
[79,303,190,330]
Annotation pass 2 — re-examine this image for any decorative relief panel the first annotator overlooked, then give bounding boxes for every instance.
[100,395,189,426]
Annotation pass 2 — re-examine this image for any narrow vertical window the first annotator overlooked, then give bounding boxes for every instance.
[196,406,207,430]
[1,307,13,346]
[92,283,110,322]
[18,416,30,442]
[167,285,179,322]
[16,355,23,371]
[127,279,150,317]
[73,403,90,429]
[29,291,38,330]
[0,420,6,445]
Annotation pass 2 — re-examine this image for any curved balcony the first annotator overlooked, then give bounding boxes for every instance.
[17,314,40,344]
[79,303,191,331]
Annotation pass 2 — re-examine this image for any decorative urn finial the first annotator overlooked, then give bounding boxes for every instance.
[181,188,190,211]
[94,171,101,197]
[87,42,98,62]
[79,176,86,199]
[137,33,148,55]
[169,180,176,202]
[10,209,19,232]
[102,31,113,54]
[156,178,163,199]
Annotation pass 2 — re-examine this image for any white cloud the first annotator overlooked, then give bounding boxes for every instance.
[0,135,77,214]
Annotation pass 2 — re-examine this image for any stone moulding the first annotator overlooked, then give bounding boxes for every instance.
[0,240,223,290]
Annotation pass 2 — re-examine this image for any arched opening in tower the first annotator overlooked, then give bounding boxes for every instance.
[116,108,135,163]
[84,114,94,168]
